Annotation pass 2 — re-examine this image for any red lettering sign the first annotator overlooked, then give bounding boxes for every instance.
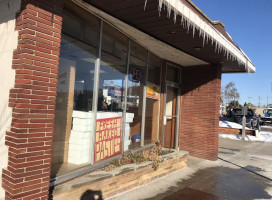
[129,66,143,82]
[94,117,122,163]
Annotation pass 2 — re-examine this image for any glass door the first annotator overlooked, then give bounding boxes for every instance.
[163,83,179,148]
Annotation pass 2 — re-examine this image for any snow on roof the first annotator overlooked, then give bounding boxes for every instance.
[150,0,256,72]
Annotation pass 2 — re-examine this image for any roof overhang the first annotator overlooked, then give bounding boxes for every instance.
[73,0,255,73]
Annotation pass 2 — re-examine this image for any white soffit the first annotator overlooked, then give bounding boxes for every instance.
[73,0,208,67]
[151,0,255,72]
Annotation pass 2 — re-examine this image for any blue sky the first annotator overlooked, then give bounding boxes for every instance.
[192,0,272,106]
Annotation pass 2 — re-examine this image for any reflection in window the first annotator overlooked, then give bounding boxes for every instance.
[145,54,161,144]
[51,11,99,177]
[127,41,147,149]
[98,23,128,112]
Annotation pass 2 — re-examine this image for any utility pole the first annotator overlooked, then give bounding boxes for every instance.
[267,97,269,108]
[241,106,247,140]
[258,96,262,108]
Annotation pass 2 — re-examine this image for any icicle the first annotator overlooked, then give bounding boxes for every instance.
[158,0,163,16]
[143,0,245,67]
[187,20,190,33]
[219,45,223,53]
[203,32,206,47]
[144,0,148,10]
[192,24,195,38]
[166,2,172,18]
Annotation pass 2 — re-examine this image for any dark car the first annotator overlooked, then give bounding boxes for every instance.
[225,108,261,130]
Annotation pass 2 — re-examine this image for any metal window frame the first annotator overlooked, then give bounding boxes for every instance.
[144,53,162,144]
[51,6,165,186]
[140,51,149,147]
[122,39,130,154]
[162,63,181,149]
[90,20,103,164]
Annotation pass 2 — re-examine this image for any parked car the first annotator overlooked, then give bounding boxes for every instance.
[260,109,272,126]
[225,108,261,130]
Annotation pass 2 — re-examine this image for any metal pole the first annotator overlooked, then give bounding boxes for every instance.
[140,51,149,147]
[241,116,246,140]
[91,20,103,164]
[122,40,130,154]
[241,106,247,140]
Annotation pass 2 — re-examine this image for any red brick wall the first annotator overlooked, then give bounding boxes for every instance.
[2,1,64,199]
[179,65,221,161]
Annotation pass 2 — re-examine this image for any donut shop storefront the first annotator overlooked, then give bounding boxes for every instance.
[1,0,256,199]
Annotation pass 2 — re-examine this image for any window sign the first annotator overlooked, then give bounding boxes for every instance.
[147,82,160,100]
[94,117,122,163]
[129,66,144,83]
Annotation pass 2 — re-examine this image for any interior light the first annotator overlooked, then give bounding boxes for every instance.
[169,31,176,34]
[194,47,201,51]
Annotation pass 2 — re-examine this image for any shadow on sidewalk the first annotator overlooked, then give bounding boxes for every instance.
[141,165,272,200]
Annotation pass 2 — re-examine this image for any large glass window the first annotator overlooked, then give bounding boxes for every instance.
[127,41,148,149]
[95,23,129,155]
[144,54,161,144]
[52,3,164,178]
[98,23,128,112]
[51,10,100,177]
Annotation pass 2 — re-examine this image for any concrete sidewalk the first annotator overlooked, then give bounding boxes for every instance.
[107,138,272,200]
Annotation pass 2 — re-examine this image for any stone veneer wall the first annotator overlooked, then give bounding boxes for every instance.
[0,0,21,199]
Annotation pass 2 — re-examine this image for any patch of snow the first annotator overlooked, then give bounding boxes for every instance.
[219,121,249,130]
[219,131,272,142]
[261,126,272,129]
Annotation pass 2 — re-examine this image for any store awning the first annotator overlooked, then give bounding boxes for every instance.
[77,0,255,73]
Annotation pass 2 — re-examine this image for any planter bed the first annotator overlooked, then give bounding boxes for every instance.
[52,149,188,200]
[219,127,256,136]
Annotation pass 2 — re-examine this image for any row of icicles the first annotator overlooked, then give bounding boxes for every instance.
[144,0,249,72]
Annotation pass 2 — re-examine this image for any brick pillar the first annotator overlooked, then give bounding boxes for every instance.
[2,1,63,199]
[179,65,221,161]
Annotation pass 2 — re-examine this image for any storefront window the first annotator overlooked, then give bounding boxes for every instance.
[127,41,147,149]
[98,23,128,112]
[52,3,164,178]
[145,54,161,144]
[93,23,128,159]
[51,11,100,177]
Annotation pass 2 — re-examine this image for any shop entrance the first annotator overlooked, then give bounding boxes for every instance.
[162,63,180,149]
[163,83,179,148]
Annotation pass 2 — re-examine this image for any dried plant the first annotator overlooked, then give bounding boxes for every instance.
[104,145,168,171]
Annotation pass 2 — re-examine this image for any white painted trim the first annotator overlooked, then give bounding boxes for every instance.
[0,0,21,199]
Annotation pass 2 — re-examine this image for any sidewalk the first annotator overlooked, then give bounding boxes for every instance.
[107,138,272,200]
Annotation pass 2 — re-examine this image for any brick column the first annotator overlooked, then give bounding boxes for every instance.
[179,65,221,161]
[2,1,63,199]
